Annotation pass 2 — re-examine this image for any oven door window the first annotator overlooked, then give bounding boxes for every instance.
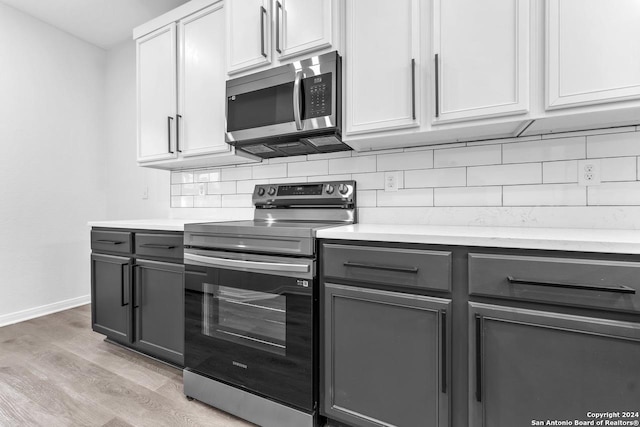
[202,284,286,356]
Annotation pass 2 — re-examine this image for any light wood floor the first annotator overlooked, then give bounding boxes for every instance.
[0,304,254,427]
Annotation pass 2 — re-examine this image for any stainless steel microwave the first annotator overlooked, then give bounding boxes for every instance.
[225,51,350,159]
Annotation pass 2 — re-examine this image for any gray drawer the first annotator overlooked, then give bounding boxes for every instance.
[135,233,183,261]
[469,253,640,312]
[91,230,132,254]
[323,244,451,292]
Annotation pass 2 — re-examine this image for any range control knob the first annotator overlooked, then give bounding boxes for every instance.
[325,184,335,195]
[338,184,350,195]
[257,187,266,196]
[268,186,277,196]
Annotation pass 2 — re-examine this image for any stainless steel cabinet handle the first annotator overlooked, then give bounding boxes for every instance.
[411,58,416,120]
[276,1,282,53]
[507,276,636,294]
[167,116,174,153]
[176,114,182,153]
[343,261,418,274]
[140,243,176,249]
[293,70,303,130]
[185,252,309,273]
[440,310,447,394]
[96,239,125,245]
[133,265,141,309]
[434,54,440,118]
[260,6,267,58]
[475,314,483,402]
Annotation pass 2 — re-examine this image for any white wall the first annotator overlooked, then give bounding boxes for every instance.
[104,40,170,220]
[0,3,107,324]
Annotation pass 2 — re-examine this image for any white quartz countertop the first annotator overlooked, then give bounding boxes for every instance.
[88,218,229,232]
[316,224,640,254]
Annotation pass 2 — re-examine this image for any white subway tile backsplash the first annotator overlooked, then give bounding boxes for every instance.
[503,184,586,206]
[587,132,640,158]
[434,186,502,207]
[307,151,352,161]
[377,188,434,207]
[377,151,433,171]
[356,190,377,207]
[181,183,198,196]
[329,155,376,174]
[171,196,194,208]
[543,160,578,184]
[168,127,640,216]
[434,145,501,168]
[405,168,466,188]
[221,194,253,208]
[468,163,541,186]
[237,179,262,194]
[352,172,385,190]
[288,160,328,177]
[171,171,193,184]
[194,195,222,208]
[600,157,637,182]
[221,166,252,181]
[588,182,640,206]
[503,136,585,164]
[253,164,287,180]
[207,181,236,194]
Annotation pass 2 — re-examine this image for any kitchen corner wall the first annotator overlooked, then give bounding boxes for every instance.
[171,126,640,229]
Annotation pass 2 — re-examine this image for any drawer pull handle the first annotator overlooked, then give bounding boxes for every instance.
[96,240,125,245]
[140,243,176,250]
[343,261,418,274]
[507,276,636,294]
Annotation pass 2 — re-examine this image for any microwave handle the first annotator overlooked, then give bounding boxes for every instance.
[293,70,303,130]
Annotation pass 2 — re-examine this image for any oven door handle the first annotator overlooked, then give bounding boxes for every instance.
[184,252,310,273]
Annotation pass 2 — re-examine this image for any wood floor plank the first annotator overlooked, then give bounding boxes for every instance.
[0,305,255,427]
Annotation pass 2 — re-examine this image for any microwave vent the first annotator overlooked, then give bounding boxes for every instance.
[242,144,274,154]
[304,135,342,147]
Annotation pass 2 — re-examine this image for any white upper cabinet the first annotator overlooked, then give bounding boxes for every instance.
[227,0,337,75]
[137,24,178,162]
[275,0,332,60]
[177,4,229,157]
[546,0,640,109]
[226,0,272,74]
[433,0,530,123]
[135,1,258,169]
[344,0,421,135]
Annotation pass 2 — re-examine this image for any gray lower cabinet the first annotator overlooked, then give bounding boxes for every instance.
[91,253,132,342]
[91,228,184,366]
[469,302,640,427]
[133,260,184,365]
[323,282,451,427]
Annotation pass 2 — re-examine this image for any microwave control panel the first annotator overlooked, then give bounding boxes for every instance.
[302,73,332,119]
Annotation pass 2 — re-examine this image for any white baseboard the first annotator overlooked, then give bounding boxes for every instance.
[0,295,91,328]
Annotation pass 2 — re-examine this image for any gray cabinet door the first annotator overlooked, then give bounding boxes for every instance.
[323,283,451,427]
[91,253,132,342]
[134,260,184,365]
[469,302,640,427]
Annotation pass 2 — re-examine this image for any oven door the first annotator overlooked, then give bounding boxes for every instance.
[184,250,315,412]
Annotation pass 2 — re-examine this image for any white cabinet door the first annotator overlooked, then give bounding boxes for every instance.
[275,0,332,61]
[546,0,640,109]
[433,0,529,123]
[226,0,271,74]
[345,0,421,135]
[136,24,178,162]
[178,3,229,157]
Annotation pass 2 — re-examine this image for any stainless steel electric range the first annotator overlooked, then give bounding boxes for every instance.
[182,180,356,427]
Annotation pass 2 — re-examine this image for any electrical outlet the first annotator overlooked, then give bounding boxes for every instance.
[578,159,601,186]
[384,171,400,192]
[142,186,149,199]
[198,183,206,196]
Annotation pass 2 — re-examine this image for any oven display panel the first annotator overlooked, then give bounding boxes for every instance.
[277,184,323,196]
